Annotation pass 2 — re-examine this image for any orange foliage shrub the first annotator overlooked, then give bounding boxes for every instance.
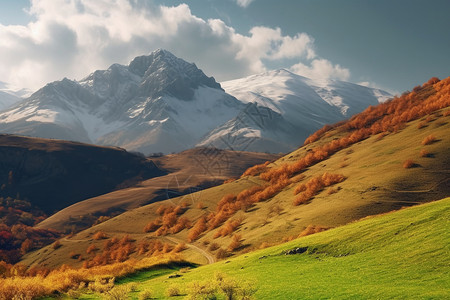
[52,240,61,250]
[242,161,270,177]
[171,243,186,253]
[86,244,98,255]
[227,234,242,251]
[187,217,207,242]
[143,218,162,233]
[417,122,427,129]
[421,135,436,145]
[170,217,191,234]
[213,219,241,238]
[20,239,33,255]
[208,242,219,251]
[420,149,431,157]
[443,110,450,117]
[403,160,416,169]
[298,225,330,237]
[92,231,107,240]
[137,241,149,255]
[293,173,346,206]
[196,202,204,209]
[304,124,334,145]
[216,248,229,259]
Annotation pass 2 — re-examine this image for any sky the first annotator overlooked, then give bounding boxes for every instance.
[0,0,449,94]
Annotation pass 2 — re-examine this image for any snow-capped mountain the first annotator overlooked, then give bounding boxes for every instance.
[0,82,31,111]
[199,69,391,152]
[0,49,243,153]
[0,50,391,154]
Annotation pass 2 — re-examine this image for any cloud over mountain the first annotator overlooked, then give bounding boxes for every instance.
[0,0,350,90]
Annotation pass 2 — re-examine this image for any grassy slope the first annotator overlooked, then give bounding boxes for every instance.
[36,149,278,233]
[118,197,450,299]
[22,109,450,268]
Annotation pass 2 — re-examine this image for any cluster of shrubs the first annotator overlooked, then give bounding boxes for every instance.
[293,173,346,205]
[0,255,182,299]
[166,272,257,299]
[143,204,191,235]
[0,197,60,264]
[80,233,185,268]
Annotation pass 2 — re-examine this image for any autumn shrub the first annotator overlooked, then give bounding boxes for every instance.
[20,239,33,255]
[137,241,149,255]
[227,234,242,251]
[186,272,257,300]
[195,202,204,209]
[93,231,108,240]
[443,110,450,117]
[103,284,131,300]
[86,244,98,254]
[208,242,219,252]
[403,159,416,169]
[171,216,191,234]
[216,248,229,259]
[242,161,270,177]
[417,122,427,129]
[171,243,187,253]
[52,240,62,250]
[298,225,330,237]
[214,219,241,238]
[139,289,153,300]
[186,280,217,300]
[166,284,182,297]
[421,134,436,145]
[188,217,207,242]
[293,173,346,206]
[420,149,431,157]
[143,219,161,233]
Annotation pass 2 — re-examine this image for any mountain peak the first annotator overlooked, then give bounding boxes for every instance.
[129,49,222,99]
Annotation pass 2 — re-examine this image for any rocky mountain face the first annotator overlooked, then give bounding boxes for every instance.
[0,50,391,154]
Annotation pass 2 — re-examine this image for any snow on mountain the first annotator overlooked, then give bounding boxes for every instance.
[0,82,32,111]
[198,69,392,152]
[0,51,392,154]
[0,49,243,153]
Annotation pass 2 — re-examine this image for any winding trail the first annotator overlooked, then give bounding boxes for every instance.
[166,236,216,264]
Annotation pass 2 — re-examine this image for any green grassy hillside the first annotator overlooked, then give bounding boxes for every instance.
[96,197,450,299]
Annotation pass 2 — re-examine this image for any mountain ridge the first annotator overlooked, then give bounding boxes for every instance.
[0,49,391,154]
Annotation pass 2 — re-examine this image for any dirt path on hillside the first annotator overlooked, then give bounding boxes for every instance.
[166,236,216,264]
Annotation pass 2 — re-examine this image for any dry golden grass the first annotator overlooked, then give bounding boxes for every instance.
[0,255,182,299]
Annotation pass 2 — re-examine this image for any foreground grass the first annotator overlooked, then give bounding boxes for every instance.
[94,197,450,299]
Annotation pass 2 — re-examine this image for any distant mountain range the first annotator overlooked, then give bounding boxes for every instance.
[0,50,391,154]
[0,82,31,111]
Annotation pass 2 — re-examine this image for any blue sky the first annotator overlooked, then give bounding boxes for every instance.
[0,0,449,94]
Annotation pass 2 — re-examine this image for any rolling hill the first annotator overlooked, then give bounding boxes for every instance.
[0,134,165,215]
[119,196,450,299]
[35,148,278,233]
[20,76,450,271]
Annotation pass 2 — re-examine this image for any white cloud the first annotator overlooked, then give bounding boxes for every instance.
[0,0,350,91]
[235,0,255,8]
[290,59,350,81]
